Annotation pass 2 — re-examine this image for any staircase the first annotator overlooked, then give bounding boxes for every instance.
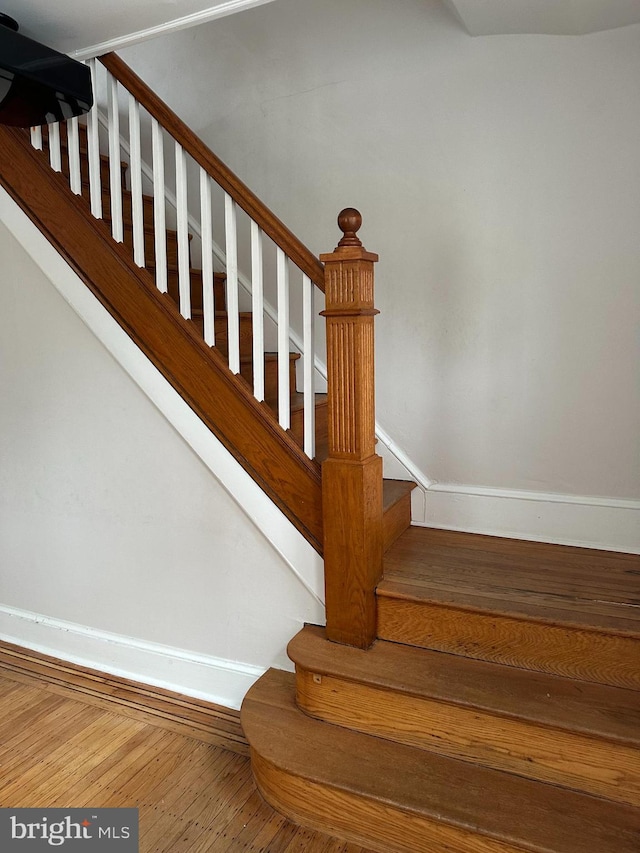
[243,529,640,853]
[1,51,638,853]
[1,53,412,556]
[39,119,329,459]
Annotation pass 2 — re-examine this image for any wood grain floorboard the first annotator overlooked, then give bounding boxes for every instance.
[381,527,640,634]
[289,625,640,742]
[377,596,640,688]
[0,668,375,852]
[244,669,640,853]
[0,640,247,754]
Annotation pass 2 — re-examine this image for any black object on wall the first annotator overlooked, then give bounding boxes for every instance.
[0,13,92,127]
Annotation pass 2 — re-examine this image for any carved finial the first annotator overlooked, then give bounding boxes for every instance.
[337,208,363,248]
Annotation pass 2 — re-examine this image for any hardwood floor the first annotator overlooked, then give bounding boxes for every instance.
[0,660,375,852]
[381,527,640,631]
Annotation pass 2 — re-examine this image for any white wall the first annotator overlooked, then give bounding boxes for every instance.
[1,0,638,695]
[0,219,323,707]
[121,0,640,512]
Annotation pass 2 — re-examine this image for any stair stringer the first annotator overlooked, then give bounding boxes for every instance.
[0,142,325,605]
[94,108,434,512]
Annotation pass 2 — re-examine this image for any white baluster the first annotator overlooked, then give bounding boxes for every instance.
[302,274,316,459]
[128,94,144,267]
[251,221,265,401]
[224,193,240,374]
[107,73,124,242]
[175,142,190,319]
[67,117,82,195]
[277,248,290,430]
[30,126,43,150]
[86,58,102,219]
[200,168,215,345]
[48,122,62,172]
[152,119,167,293]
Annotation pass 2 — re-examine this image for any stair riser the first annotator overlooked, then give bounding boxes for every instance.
[78,158,127,192]
[382,491,412,552]
[252,751,529,853]
[47,134,306,417]
[45,136,168,267]
[103,195,165,234]
[102,191,155,231]
[121,225,182,270]
[243,357,298,402]
[45,144,177,273]
[377,598,640,690]
[211,316,254,360]
[41,126,124,192]
[167,272,227,313]
[100,211,186,275]
[295,670,640,807]
[289,400,328,451]
[43,122,88,149]
[44,148,127,195]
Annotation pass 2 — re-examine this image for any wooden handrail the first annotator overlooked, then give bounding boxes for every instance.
[99,52,325,291]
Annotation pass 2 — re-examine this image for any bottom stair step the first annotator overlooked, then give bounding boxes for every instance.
[289,625,640,806]
[242,669,639,853]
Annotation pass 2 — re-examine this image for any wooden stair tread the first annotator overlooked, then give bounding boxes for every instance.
[380,527,640,636]
[154,268,227,284]
[382,479,415,512]
[42,124,127,173]
[102,188,155,223]
[288,391,328,413]
[288,625,640,745]
[190,308,253,332]
[42,121,88,144]
[242,669,640,853]
[191,308,249,319]
[248,351,299,365]
[110,217,186,243]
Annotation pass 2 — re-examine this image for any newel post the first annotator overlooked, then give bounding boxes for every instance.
[320,209,383,648]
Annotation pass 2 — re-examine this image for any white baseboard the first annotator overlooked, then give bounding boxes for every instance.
[0,605,263,711]
[413,483,640,553]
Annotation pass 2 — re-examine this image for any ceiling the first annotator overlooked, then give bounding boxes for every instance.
[446,0,640,36]
[0,0,279,57]
[2,0,640,57]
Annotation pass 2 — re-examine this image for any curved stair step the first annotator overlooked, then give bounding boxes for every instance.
[289,625,640,805]
[242,668,640,853]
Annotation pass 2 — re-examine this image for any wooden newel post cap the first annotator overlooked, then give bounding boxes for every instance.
[321,207,377,262]
[337,208,363,248]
